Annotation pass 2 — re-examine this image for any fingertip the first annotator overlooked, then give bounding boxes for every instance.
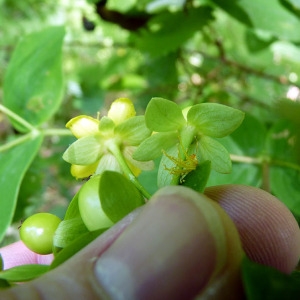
[205,185,300,274]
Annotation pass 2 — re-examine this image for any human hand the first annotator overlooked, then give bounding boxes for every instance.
[0,185,299,300]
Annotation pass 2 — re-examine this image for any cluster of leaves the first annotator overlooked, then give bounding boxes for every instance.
[1,0,300,297]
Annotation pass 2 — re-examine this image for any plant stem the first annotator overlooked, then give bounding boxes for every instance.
[42,128,73,137]
[0,104,36,132]
[107,141,152,199]
[0,133,33,153]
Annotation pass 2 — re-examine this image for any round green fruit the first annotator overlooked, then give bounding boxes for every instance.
[78,175,114,231]
[20,213,61,255]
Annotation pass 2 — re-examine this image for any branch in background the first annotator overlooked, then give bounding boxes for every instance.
[213,37,295,88]
[95,0,151,31]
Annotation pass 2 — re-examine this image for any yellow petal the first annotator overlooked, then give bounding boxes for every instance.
[66,115,99,138]
[107,98,136,125]
[70,161,98,179]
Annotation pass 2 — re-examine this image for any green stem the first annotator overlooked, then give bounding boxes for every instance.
[42,128,73,137]
[0,104,36,132]
[170,126,196,185]
[107,141,152,199]
[0,133,33,153]
[230,154,300,172]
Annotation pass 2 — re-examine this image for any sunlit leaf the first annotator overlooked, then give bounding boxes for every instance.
[62,135,103,165]
[199,136,232,174]
[133,131,178,161]
[145,97,185,132]
[0,135,43,242]
[0,264,49,282]
[3,26,65,132]
[53,217,88,249]
[115,116,151,145]
[188,103,245,138]
[51,228,107,269]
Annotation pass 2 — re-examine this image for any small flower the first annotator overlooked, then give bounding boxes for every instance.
[63,98,153,179]
[133,97,245,175]
[107,98,136,125]
[66,115,99,138]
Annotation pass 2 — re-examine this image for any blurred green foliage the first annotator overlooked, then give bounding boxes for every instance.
[0,0,300,249]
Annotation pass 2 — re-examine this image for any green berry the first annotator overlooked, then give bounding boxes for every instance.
[78,175,114,231]
[20,213,61,255]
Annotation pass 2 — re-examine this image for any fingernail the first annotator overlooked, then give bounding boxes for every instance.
[94,186,227,300]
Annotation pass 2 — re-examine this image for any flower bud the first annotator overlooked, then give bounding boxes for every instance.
[107,98,136,125]
[66,115,99,138]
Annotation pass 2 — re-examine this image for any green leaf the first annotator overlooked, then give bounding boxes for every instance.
[228,114,266,156]
[62,135,103,165]
[207,165,261,187]
[213,0,300,42]
[0,278,10,288]
[199,136,232,173]
[53,217,88,249]
[157,144,178,188]
[63,192,80,220]
[51,228,107,269]
[242,256,300,299]
[115,116,151,146]
[270,167,300,217]
[99,116,115,134]
[187,103,245,138]
[100,171,144,223]
[0,264,49,282]
[3,26,65,132]
[240,0,300,42]
[134,6,213,56]
[0,255,3,271]
[133,131,178,161]
[206,114,265,187]
[0,135,43,242]
[145,98,185,132]
[182,160,211,193]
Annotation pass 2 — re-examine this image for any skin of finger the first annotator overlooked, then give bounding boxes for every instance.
[0,241,53,269]
[196,199,244,300]
[205,184,300,274]
[0,187,243,300]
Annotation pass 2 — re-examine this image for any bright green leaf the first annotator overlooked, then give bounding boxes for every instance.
[63,193,80,220]
[0,264,49,282]
[100,171,144,223]
[188,103,245,138]
[53,217,88,249]
[62,135,103,165]
[0,135,43,242]
[157,144,178,188]
[51,228,107,269]
[99,116,115,134]
[133,131,178,161]
[145,98,185,132]
[212,0,300,42]
[240,0,300,42]
[115,116,151,145]
[199,136,232,173]
[3,26,65,132]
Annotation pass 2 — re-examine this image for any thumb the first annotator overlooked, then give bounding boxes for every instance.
[1,186,243,300]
